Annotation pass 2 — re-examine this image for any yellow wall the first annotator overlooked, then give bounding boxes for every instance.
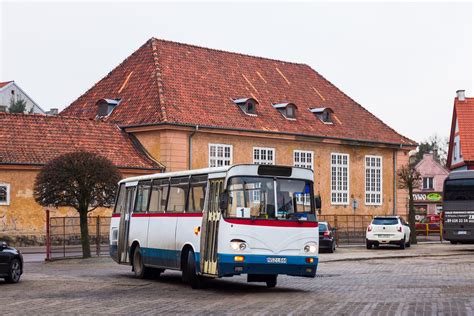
[134,128,411,216]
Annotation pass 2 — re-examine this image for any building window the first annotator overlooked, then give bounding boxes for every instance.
[331,153,349,205]
[253,147,275,165]
[423,177,434,190]
[272,103,297,119]
[0,183,10,205]
[310,107,334,124]
[365,156,382,205]
[233,98,258,116]
[294,150,314,170]
[209,144,232,167]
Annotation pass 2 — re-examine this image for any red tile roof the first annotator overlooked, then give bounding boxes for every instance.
[62,38,416,146]
[0,81,13,89]
[451,98,474,163]
[0,113,161,170]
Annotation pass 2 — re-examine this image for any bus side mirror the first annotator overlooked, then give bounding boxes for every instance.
[219,191,229,211]
[314,196,322,209]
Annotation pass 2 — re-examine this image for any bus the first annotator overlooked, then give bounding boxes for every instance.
[110,164,320,288]
[442,170,474,244]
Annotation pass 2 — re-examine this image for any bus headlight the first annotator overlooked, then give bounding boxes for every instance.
[304,243,317,253]
[231,240,247,251]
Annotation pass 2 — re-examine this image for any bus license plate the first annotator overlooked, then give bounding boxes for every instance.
[458,231,467,235]
[266,257,287,264]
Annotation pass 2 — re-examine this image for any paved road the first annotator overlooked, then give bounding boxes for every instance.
[1,244,474,315]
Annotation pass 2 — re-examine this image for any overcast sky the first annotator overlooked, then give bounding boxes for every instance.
[1,1,472,143]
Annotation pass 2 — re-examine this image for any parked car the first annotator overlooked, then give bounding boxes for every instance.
[366,216,411,249]
[0,242,23,283]
[319,221,336,253]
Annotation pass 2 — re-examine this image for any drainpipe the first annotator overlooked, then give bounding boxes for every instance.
[188,125,199,170]
[393,148,398,215]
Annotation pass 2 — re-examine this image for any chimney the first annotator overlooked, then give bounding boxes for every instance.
[456,90,465,101]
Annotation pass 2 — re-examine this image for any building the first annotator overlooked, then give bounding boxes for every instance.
[447,90,474,170]
[62,38,416,216]
[0,113,162,244]
[413,153,448,220]
[0,81,46,114]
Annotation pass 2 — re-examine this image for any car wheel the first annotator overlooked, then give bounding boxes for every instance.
[366,240,372,249]
[329,241,335,253]
[400,237,406,250]
[184,249,204,289]
[450,240,458,245]
[406,238,411,248]
[266,275,278,288]
[133,246,153,279]
[5,258,21,284]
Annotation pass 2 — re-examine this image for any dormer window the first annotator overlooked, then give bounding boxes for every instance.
[96,98,121,117]
[272,103,297,119]
[310,107,334,124]
[233,98,258,115]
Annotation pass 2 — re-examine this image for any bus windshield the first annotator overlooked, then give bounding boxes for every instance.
[444,179,474,201]
[225,176,315,221]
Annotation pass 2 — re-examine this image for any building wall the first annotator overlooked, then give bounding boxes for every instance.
[0,83,44,114]
[0,168,145,245]
[134,128,411,216]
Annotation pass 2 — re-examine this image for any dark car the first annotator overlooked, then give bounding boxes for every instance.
[319,222,336,253]
[0,242,23,283]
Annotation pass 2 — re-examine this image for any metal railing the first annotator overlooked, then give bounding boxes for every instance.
[318,214,373,245]
[45,210,111,260]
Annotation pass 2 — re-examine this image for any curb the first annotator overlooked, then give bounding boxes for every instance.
[319,251,474,263]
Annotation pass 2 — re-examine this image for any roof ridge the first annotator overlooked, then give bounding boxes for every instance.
[0,112,117,125]
[303,64,416,146]
[150,37,307,67]
[150,38,168,122]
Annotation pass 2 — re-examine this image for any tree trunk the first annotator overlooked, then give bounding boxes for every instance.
[408,186,418,244]
[79,210,91,258]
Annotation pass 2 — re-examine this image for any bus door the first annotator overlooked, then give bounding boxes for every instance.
[118,183,137,264]
[200,178,223,277]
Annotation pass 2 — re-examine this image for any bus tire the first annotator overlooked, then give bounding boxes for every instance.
[266,275,277,288]
[132,246,153,279]
[185,249,204,289]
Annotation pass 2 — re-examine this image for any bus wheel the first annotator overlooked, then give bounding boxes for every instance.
[133,246,153,279]
[266,275,277,288]
[185,249,204,289]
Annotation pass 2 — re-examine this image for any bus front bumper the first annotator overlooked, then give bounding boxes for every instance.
[217,254,318,278]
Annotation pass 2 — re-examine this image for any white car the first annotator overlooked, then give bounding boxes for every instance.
[366,216,411,249]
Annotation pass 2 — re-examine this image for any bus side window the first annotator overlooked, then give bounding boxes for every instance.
[167,177,190,213]
[149,179,169,213]
[134,181,151,213]
[113,184,126,214]
[189,175,208,213]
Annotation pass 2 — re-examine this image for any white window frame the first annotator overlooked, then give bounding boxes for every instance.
[365,155,382,206]
[422,177,434,190]
[208,143,233,168]
[293,150,314,170]
[331,153,349,205]
[253,147,275,165]
[0,183,10,206]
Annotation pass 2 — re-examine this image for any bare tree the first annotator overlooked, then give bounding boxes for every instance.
[34,151,121,258]
[397,164,422,244]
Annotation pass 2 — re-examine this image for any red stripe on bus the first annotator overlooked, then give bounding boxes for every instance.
[131,213,203,218]
[224,218,318,228]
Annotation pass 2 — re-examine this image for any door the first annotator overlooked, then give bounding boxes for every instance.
[200,178,223,277]
[0,247,9,276]
[118,185,136,264]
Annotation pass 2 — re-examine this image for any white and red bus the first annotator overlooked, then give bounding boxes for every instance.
[110,164,320,288]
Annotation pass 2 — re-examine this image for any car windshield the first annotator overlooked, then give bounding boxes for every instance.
[444,179,474,201]
[225,176,315,221]
[372,218,398,225]
[319,223,327,231]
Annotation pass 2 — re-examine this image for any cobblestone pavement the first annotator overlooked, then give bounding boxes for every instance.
[1,245,474,315]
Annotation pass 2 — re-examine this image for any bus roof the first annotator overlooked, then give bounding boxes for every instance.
[119,164,314,184]
[447,170,474,180]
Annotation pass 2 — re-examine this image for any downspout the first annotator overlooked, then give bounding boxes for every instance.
[188,125,199,170]
[393,148,398,215]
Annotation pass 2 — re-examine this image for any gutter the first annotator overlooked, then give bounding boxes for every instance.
[0,162,161,171]
[188,125,199,169]
[120,121,417,149]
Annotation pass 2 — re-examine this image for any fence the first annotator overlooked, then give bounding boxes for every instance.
[46,210,111,260]
[318,214,443,244]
